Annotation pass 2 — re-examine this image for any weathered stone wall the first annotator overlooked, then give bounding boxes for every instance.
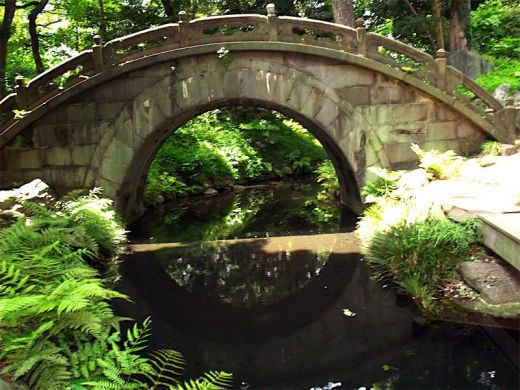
[0,51,487,218]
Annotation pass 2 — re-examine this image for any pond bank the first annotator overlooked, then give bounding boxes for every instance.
[359,144,520,324]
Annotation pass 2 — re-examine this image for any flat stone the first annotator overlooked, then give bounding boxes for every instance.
[460,261,520,305]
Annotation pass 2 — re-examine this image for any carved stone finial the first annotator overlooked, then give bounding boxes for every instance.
[266,3,276,16]
[93,35,102,46]
[178,10,187,22]
[437,48,447,59]
[356,18,365,28]
[15,75,25,86]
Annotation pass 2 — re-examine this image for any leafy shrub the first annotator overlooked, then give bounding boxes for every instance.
[480,140,502,156]
[361,167,399,203]
[144,107,327,205]
[365,217,481,311]
[476,58,520,94]
[471,0,520,59]
[411,143,463,180]
[315,160,339,196]
[60,189,127,260]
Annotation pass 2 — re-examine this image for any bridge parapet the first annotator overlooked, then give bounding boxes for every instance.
[0,4,517,143]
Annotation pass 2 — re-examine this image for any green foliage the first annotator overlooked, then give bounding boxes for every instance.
[144,107,327,205]
[411,143,463,180]
[480,140,502,156]
[60,188,127,259]
[0,193,232,389]
[365,217,481,311]
[362,167,399,203]
[315,160,339,196]
[471,0,520,59]
[476,58,520,94]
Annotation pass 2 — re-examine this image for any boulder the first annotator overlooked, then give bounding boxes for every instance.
[492,83,510,105]
[460,260,520,305]
[0,179,55,211]
[203,188,218,196]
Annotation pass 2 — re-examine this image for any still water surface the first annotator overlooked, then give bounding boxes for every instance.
[117,179,519,389]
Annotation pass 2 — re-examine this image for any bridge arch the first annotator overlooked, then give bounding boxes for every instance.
[1,10,517,218]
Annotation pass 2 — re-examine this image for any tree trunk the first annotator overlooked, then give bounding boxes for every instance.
[431,0,445,50]
[331,0,355,28]
[29,0,49,74]
[97,0,107,38]
[450,0,471,51]
[0,0,16,97]
[161,0,175,20]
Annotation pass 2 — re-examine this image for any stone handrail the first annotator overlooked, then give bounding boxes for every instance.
[366,33,437,83]
[277,16,358,52]
[0,3,516,138]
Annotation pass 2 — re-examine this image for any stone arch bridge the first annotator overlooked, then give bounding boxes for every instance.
[0,5,518,218]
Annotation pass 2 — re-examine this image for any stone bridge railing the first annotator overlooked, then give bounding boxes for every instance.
[0,4,518,143]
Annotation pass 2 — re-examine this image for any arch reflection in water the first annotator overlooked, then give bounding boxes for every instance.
[118,179,518,389]
[156,232,358,307]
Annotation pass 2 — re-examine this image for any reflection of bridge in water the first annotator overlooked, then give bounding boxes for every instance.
[0,5,518,219]
[116,230,518,388]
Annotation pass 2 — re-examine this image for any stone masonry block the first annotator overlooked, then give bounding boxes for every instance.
[314,98,339,131]
[421,140,461,153]
[370,86,403,105]
[365,145,379,167]
[46,147,72,166]
[384,142,418,165]
[339,87,370,106]
[376,123,426,144]
[456,120,479,138]
[68,103,96,123]
[33,124,72,147]
[426,121,458,141]
[6,149,43,170]
[71,145,96,166]
[286,81,313,112]
[95,102,127,121]
[434,104,460,121]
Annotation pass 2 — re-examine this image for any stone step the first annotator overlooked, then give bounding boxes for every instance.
[479,213,520,271]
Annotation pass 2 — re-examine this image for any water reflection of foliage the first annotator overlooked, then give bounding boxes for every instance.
[144,179,342,244]
[159,243,331,307]
[148,189,271,243]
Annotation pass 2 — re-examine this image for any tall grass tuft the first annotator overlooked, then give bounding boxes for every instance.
[365,217,481,311]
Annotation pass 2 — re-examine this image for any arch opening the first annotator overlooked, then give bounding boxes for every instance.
[119,100,363,220]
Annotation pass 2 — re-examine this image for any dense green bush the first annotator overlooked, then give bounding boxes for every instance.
[475,58,520,94]
[471,1,520,94]
[471,0,520,59]
[0,193,232,389]
[144,107,327,205]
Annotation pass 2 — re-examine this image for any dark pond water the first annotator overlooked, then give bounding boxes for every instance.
[116,178,519,389]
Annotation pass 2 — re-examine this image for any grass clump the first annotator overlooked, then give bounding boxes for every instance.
[365,217,481,311]
[358,145,480,312]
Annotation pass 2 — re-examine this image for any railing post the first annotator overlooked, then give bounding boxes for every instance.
[356,18,367,57]
[503,97,519,137]
[178,11,189,46]
[435,48,447,91]
[92,35,104,73]
[266,3,278,41]
[14,76,28,110]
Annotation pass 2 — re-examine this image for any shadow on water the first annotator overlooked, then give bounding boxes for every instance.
[115,178,519,389]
